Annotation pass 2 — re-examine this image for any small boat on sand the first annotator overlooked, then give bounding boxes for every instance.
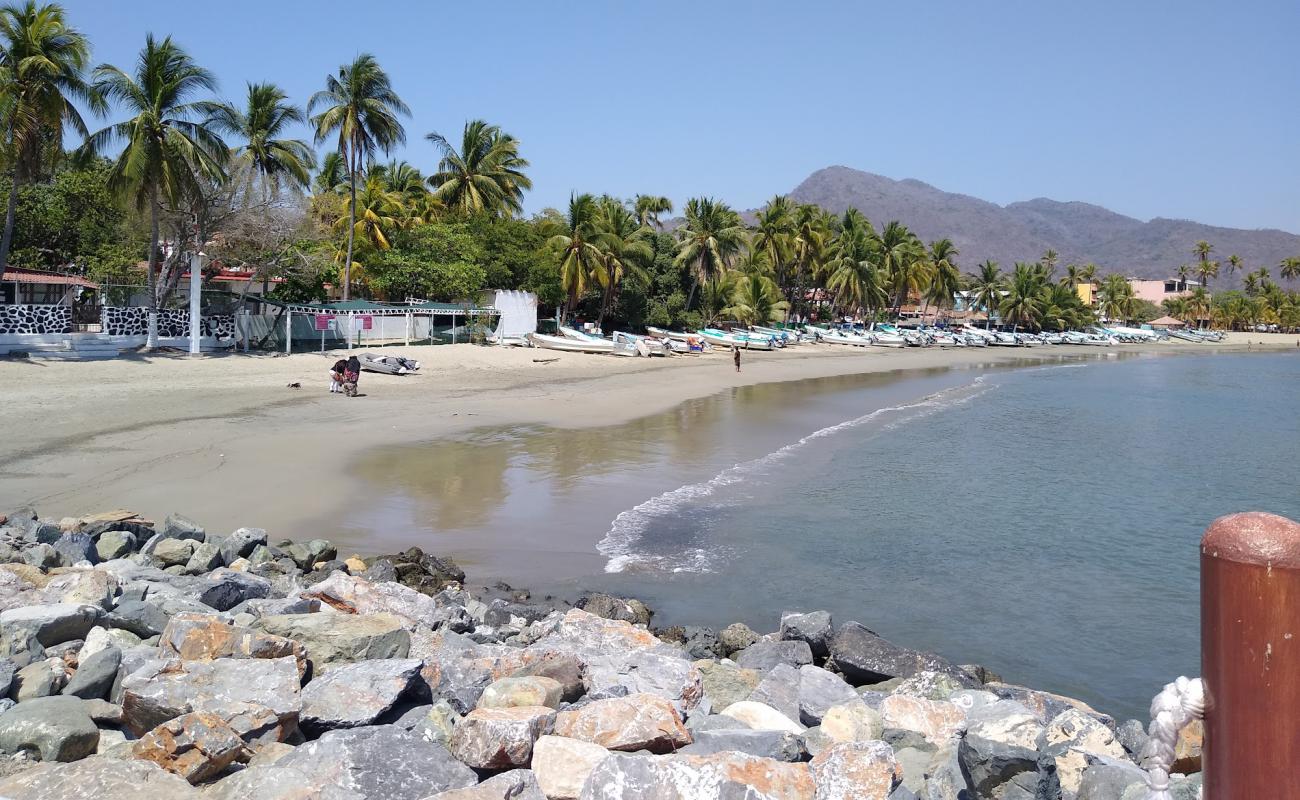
[527,333,615,353]
[357,352,421,375]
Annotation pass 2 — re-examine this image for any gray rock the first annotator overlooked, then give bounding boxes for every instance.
[0,659,14,697]
[183,542,223,574]
[61,646,120,700]
[52,533,98,567]
[921,741,966,800]
[119,655,301,736]
[103,600,170,638]
[1076,754,1147,800]
[301,658,423,732]
[277,725,477,799]
[578,751,813,800]
[958,706,1043,799]
[574,593,652,626]
[747,663,802,722]
[218,528,267,566]
[12,659,64,701]
[162,514,206,542]
[696,661,760,713]
[985,682,1114,728]
[427,769,546,800]
[95,531,136,562]
[734,639,813,672]
[199,569,272,611]
[680,728,807,761]
[254,612,410,671]
[890,787,920,800]
[797,664,859,727]
[656,626,721,659]
[0,754,199,799]
[893,746,932,795]
[511,652,585,703]
[450,706,556,769]
[718,622,760,656]
[228,596,320,617]
[1,604,103,648]
[149,537,195,568]
[0,695,98,761]
[21,544,58,569]
[81,698,123,724]
[1115,718,1149,760]
[829,622,972,686]
[780,610,833,658]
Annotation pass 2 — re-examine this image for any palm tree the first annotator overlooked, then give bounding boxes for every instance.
[313,151,347,193]
[788,204,832,321]
[425,119,531,218]
[825,224,886,320]
[968,260,1004,329]
[207,81,313,197]
[874,220,924,314]
[1097,273,1136,323]
[674,197,745,304]
[547,193,604,318]
[85,34,228,349]
[308,54,408,300]
[1176,264,1191,288]
[751,195,795,299]
[1281,257,1300,282]
[1184,286,1211,329]
[0,1,98,280]
[723,273,788,326]
[633,194,672,230]
[1039,248,1059,279]
[592,196,652,328]
[1193,240,1214,287]
[923,238,959,320]
[336,175,403,253]
[1000,262,1045,330]
[1226,254,1242,278]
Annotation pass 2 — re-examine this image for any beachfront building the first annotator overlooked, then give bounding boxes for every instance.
[1129,277,1192,305]
[0,268,99,339]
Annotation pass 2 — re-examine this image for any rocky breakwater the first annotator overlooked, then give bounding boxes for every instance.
[0,507,1204,799]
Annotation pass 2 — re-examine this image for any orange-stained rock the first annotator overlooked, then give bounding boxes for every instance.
[132,712,249,784]
[579,751,814,800]
[158,614,306,677]
[809,740,902,800]
[881,694,967,744]
[553,693,690,753]
[1172,719,1203,774]
[447,706,555,769]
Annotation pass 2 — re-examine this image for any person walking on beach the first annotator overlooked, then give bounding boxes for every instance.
[732,345,741,373]
[329,358,347,394]
[343,355,361,397]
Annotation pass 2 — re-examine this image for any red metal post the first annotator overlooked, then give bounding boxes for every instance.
[1201,511,1300,798]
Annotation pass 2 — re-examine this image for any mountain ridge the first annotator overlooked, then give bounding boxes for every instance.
[784,166,1300,282]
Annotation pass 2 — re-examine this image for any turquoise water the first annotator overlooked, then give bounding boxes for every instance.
[587,352,1300,720]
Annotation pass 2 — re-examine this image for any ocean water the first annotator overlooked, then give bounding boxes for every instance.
[584,352,1300,720]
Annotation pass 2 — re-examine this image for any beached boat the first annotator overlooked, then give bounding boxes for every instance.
[527,332,616,353]
[820,330,873,346]
[613,331,669,357]
[646,327,711,352]
[357,352,420,375]
[698,328,775,350]
[750,325,805,345]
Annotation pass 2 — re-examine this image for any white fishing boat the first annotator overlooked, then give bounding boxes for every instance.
[646,327,711,352]
[698,328,776,350]
[527,332,616,353]
[750,325,804,345]
[613,331,669,356]
[357,352,420,375]
[820,330,873,346]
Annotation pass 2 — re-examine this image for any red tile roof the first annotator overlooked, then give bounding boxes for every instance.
[2,268,97,288]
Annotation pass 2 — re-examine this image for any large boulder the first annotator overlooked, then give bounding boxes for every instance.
[162,514,206,542]
[0,603,103,648]
[828,623,971,686]
[532,735,610,800]
[574,593,652,626]
[300,658,424,732]
[12,658,64,701]
[985,682,1113,728]
[880,695,967,746]
[254,612,410,670]
[718,622,760,656]
[198,569,272,612]
[131,711,249,784]
[719,701,804,734]
[553,693,691,753]
[0,695,99,762]
[373,547,465,596]
[779,611,833,658]
[150,537,195,568]
[61,644,121,699]
[511,652,585,703]
[427,769,546,800]
[303,571,439,629]
[478,675,564,710]
[578,751,815,800]
[1036,708,1129,798]
[697,660,761,711]
[104,599,171,638]
[734,640,813,672]
[809,740,903,800]
[681,728,806,762]
[158,614,306,676]
[119,656,301,737]
[448,706,556,769]
[796,665,859,726]
[277,725,476,799]
[218,528,267,567]
[820,701,884,744]
[0,756,199,800]
[958,705,1044,799]
[52,533,98,567]
[43,570,117,608]
[1076,755,1147,800]
[96,530,137,561]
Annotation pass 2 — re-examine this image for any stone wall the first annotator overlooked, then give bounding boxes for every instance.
[100,307,235,339]
[0,304,72,334]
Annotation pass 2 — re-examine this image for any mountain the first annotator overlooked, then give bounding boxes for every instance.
[786,166,1300,282]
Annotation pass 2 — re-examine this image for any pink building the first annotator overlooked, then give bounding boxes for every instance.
[1129,277,1193,305]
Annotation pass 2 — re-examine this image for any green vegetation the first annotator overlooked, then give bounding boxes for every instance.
[0,2,1296,340]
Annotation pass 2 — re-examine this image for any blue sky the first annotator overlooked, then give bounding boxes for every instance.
[67,1,1299,232]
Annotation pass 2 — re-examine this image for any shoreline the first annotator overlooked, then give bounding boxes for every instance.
[2,334,1295,557]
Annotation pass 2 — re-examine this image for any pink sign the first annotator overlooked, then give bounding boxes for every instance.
[313,314,332,331]
[359,315,373,331]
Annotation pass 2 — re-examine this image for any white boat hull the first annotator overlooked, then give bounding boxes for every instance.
[527,333,615,353]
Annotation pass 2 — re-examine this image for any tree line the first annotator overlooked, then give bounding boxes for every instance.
[1,2,1297,341]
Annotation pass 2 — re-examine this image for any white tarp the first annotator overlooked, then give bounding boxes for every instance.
[491,290,538,338]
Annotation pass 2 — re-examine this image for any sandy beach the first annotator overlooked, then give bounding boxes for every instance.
[2,332,1295,562]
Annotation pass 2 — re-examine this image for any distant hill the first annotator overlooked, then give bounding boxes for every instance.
[785,166,1300,283]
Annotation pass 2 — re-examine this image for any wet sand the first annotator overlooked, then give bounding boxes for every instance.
[1,333,1294,569]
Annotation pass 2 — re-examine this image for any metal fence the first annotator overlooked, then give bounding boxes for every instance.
[235,307,497,354]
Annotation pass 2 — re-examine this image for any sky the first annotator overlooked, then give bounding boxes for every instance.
[65,0,1300,233]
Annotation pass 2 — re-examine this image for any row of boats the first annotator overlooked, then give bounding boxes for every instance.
[521,322,1225,355]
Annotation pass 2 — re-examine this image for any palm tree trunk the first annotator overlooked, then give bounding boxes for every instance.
[0,170,21,283]
[344,149,357,301]
[146,183,160,350]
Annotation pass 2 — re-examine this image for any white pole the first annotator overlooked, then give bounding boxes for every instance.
[242,309,249,353]
[284,308,292,355]
[405,312,411,346]
[347,313,354,350]
[188,252,202,355]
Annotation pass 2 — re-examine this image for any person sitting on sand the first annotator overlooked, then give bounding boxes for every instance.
[343,355,361,397]
[329,358,347,394]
